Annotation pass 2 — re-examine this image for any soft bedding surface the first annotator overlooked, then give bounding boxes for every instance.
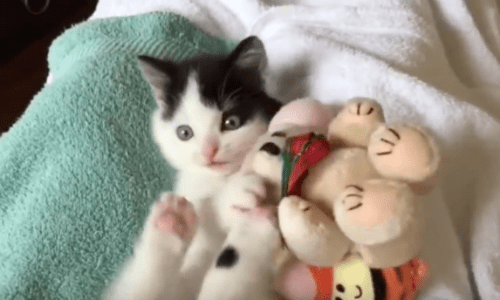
[4,0,500,299]
[0,12,232,299]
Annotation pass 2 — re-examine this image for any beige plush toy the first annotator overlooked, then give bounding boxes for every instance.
[240,97,440,300]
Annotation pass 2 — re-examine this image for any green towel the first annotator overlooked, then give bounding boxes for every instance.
[0,12,234,300]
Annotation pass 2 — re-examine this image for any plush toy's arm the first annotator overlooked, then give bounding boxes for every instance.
[278,196,352,267]
[355,221,424,269]
[334,179,426,269]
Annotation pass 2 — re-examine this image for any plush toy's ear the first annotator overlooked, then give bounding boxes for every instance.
[268,97,335,135]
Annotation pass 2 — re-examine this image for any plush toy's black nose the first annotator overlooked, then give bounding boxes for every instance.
[259,142,281,155]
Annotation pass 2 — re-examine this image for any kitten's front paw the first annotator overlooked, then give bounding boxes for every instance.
[153,193,198,239]
[217,173,266,230]
[141,193,198,253]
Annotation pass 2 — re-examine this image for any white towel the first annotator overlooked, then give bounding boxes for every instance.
[87,0,500,298]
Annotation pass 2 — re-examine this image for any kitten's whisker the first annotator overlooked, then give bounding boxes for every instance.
[219,71,231,99]
[226,87,243,101]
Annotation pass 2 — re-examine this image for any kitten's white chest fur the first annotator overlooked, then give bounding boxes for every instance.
[175,171,225,206]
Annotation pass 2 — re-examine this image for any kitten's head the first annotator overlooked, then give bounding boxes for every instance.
[139,36,281,176]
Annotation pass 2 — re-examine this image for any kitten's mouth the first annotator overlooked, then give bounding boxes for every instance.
[206,161,229,170]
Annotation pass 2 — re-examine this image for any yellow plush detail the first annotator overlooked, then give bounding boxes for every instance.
[334,257,375,300]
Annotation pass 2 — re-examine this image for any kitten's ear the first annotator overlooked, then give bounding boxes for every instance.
[229,36,268,73]
[138,55,177,109]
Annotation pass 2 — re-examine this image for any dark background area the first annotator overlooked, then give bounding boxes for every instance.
[0,0,98,134]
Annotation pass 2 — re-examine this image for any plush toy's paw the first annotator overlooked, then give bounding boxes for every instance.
[368,125,440,182]
[217,173,267,231]
[328,97,385,147]
[278,196,351,266]
[334,180,415,245]
[343,98,384,118]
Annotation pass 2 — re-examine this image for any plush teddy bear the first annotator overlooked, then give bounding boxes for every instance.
[239,97,440,300]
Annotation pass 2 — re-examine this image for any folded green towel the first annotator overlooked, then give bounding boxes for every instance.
[0,12,234,299]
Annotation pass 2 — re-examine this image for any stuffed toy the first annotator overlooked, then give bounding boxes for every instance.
[239,97,440,300]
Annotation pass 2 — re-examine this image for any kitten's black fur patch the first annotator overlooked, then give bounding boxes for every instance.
[259,142,281,155]
[216,246,239,268]
[139,36,281,123]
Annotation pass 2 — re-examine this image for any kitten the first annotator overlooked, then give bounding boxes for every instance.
[105,36,281,300]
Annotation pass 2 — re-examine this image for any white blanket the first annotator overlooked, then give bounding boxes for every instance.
[88,0,500,299]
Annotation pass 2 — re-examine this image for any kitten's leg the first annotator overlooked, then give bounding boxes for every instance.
[104,193,197,300]
[180,174,267,299]
[178,198,227,300]
[198,206,282,300]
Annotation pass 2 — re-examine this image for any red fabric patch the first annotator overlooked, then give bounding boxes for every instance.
[382,258,429,300]
[287,134,331,196]
[308,266,334,300]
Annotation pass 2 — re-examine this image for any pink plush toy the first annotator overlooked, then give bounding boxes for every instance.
[241,97,439,300]
[268,97,335,135]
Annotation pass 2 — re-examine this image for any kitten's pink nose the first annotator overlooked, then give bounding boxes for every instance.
[202,140,219,163]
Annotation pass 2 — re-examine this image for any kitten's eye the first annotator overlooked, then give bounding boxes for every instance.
[176,125,194,141]
[223,115,241,130]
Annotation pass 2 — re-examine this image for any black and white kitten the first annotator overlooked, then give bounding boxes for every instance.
[105,36,282,300]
